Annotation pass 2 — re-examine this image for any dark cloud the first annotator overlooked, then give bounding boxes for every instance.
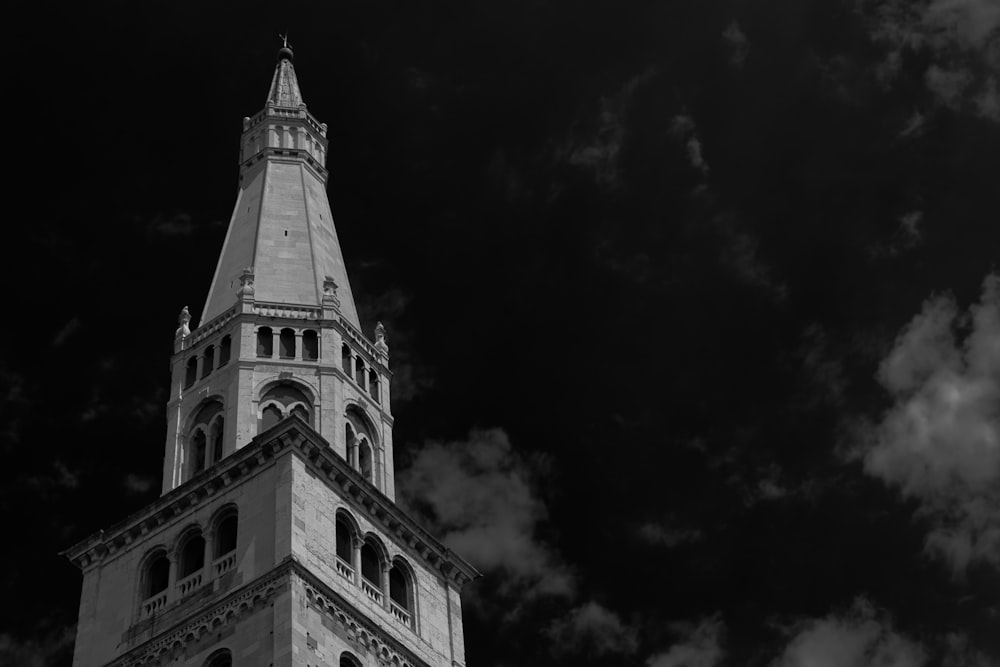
[647,615,725,667]
[546,602,639,658]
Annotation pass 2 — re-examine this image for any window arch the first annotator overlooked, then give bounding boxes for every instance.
[355,356,366,385]
[340,653,362,667]
[389,558,416,628]
[204,649,232,667]
[256,326,273,357]
[141,549,170,600]
[185,356,198,388]
[360,536,387,603]
[345,406,378,486]
[258,381,314,429]
[219,335,232,365]
[335,509,359,582]
[302,329,319,361]
[202,345,215,378]
[341,344,351,372]
[177,530,205,580]
[186,400,223,479]
[279,328,296,358]
[368,369,380,402]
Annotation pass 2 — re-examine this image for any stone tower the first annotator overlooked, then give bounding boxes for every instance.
[64,45,479,667]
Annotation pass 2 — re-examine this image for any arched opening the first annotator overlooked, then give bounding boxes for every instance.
[355,356,365,385]
[219,335,232,365]
[256,327,273,357]
[360,540,383,602]
[342,344,351,372]
[202,345,215,378]
[368,369,380,402]
[191,429,207,476]
[143,552,170,600]
[335,512,356,581]
[185,357,198,388]
[302,330,318,361]
[210,418,224,464]
[389,560,415,627]
[359,438,373,482]
[215,514,238,558]
[178,533,205,579]
[204,649,233,667]
[279,328,296,358]
[261,404,282,431]
[340,653,362,667]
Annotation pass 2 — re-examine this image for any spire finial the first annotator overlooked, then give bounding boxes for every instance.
[278,33,294,62]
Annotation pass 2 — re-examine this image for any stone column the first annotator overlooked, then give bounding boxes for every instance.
[294,332,303,361]
[381,562,391,611]
[271,329,279,359]
[351,536,363,586]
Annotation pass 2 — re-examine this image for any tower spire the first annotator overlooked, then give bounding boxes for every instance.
[200,49,361,329]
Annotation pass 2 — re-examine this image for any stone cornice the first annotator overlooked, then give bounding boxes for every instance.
[63,419,480,586]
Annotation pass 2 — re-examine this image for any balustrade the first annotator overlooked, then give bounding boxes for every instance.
[141,590,168,617]
[212,552,236,576]
[390,601,411,626]
[335,556,355,582]
[176,570,204,597]
[361,578,383,604]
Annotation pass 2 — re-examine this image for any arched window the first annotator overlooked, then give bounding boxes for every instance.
[341,344,351,372]
[261,405,282,431]
[302,330,318,361]
[187,400,223,480]
[257,327,273,357]
[340,653,362,667]
[279,328,296,358]
[360,539,384,603]
[355,357,365,385]
[259,382,313,429]
[389,559,415,628]
[368,369,380,402]
[204,649,232,667]
[359,438,373,482]
[345,407,378,487]
[214,512,238,558]
[219,335,232,365]
[185,357,198,388]
[210,418,224,464]
[191,429,207,476]
[335,511,357,582]
[178,532,205,579]
[202,345,215,378]
[142,551,170,600]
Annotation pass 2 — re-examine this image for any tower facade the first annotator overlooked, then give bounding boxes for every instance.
[65,47,478,667]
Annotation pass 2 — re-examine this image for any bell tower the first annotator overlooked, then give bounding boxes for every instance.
[64,44,479,667]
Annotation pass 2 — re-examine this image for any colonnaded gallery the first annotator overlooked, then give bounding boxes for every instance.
[64,44,479,667]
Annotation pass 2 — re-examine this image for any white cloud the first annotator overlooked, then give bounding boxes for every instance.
[858,274,1000,574]
[397,428,574,598]
[647,615,725,667]
[670,114,710,175]
[864,0,1000,121]
[771,597,925,667]
[722,21,751,68]
[547,601,639,657]
[638,520,704,547]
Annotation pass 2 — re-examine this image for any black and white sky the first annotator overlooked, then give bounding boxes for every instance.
[3,0,1000,665]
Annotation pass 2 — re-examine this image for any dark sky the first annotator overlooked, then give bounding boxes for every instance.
[3,0,1000,665]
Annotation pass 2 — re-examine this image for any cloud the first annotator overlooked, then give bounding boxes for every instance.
[638,520,704,548]
[51,317,81,347]
[771,597,925,667]
[145,211,196,238]
[564,69,656,189]
[547,601,639,658]
[647,614,725,667]
[0,626,75,667]
[397,428,574,598]
[856,274,1000,574]
[863,0,1000,121]
[670,114,710,175]
[722,21,751,68]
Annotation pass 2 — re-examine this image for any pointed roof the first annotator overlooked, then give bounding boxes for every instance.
[267,53,304,108]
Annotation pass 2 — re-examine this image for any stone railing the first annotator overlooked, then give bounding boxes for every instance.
[141,590,168,617]
[188,306,238,347]
[212,552,236,577]
[361,578,382,604]
[340,317,380,361]
[254,302,322,320]
[390,600,411,627]
[176,570,204,597]
[335,557,354,582]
